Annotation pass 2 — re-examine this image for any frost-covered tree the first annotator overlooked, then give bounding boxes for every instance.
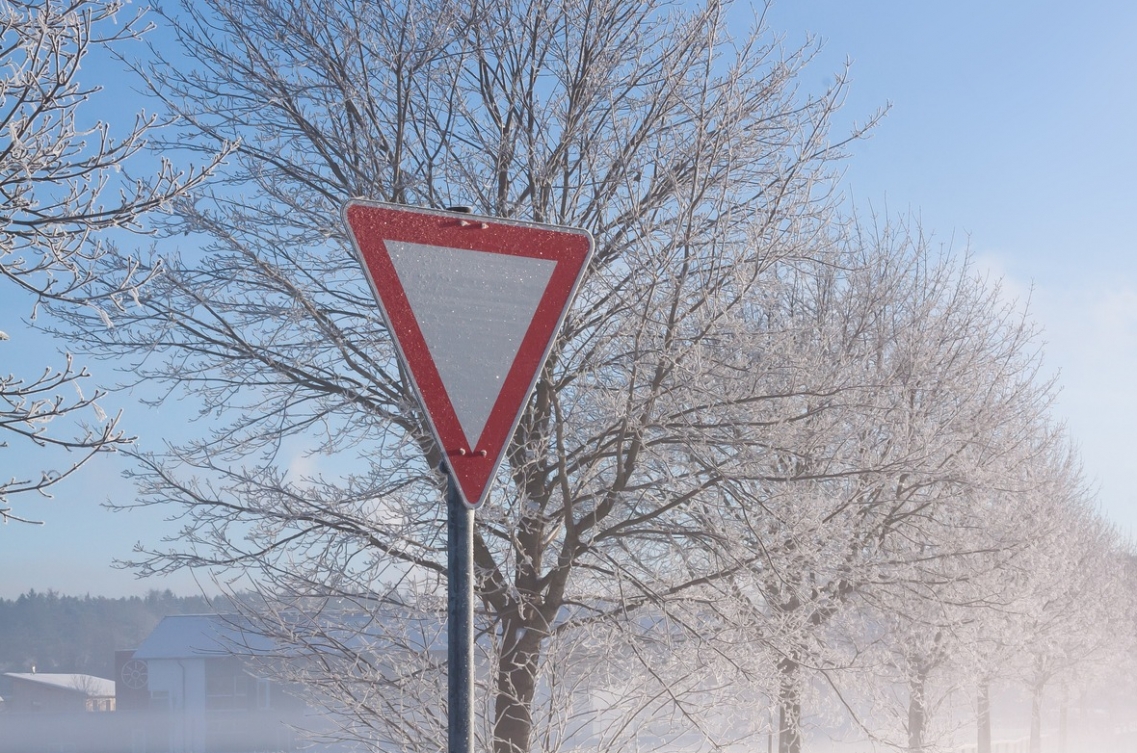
[692,222,1060,753]
[0,0,216,523]
[857,422,1093,753]
[58,1,877,751]
[1009,483,1127,753]
[949,431,1088,753]
[47,4,1120,752]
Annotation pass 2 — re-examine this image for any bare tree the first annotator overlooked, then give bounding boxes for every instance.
[854,471,1055,753]
[690,221,1064,753]
[49,3,1125,752]
[54,0,883,750]
[1009,483,1128,753]
[0,0,219,523]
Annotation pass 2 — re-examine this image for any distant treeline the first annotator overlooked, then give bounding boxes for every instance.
[0,590,226,679]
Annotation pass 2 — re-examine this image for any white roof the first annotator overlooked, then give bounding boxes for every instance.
[133,614,276,660]
[133,611,449,662]
[3,673,115,698]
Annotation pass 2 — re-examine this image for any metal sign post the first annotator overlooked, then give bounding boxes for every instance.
[446,465,474,753]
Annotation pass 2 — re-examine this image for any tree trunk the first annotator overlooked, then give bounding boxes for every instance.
[1030,682,1043,753]
[977,680,991,753]
[777,658,803,753]
[493,619,544,753]
[908,669,928,753]
[1058,686,1068,753]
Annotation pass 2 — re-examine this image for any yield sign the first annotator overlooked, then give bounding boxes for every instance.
[342,200,594,509]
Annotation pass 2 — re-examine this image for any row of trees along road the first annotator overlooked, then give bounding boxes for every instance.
[5,1,1134,753]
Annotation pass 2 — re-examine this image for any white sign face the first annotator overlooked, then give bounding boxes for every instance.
[386,240,556,446]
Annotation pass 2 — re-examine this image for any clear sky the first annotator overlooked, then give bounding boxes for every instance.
[2,0,1135,598]
[763,0,1137,538]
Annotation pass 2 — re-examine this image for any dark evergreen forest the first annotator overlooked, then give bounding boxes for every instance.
[0,590,224,679]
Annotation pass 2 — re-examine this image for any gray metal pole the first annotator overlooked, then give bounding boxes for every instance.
[446,466,474,753]
[445,205,476,753]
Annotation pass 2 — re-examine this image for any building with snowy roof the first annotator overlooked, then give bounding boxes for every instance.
[0,672,116,713]
[127,613,309,752]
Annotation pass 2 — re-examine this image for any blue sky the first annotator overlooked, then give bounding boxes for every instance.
[2,1,1135,598]
[762,0,1137,538]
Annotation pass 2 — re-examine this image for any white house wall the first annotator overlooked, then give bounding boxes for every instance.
[146,658,207,753]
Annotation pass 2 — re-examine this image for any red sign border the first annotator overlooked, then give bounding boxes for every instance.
[342,200,594,509]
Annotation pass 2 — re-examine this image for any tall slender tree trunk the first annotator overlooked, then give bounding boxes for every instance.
[1080,690,1089,751]
[977,680,992,753]
[777,657,803,753]
[907,669,928,753]
[1055,687,1064,753]
[493,619,544,753]
[1030,682,1043,753]
[1055,705,1064,753]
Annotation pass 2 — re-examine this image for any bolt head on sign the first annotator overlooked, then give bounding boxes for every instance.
[342,200,594,509]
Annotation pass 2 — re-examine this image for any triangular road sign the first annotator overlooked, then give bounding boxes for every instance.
[342,200,594,509]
